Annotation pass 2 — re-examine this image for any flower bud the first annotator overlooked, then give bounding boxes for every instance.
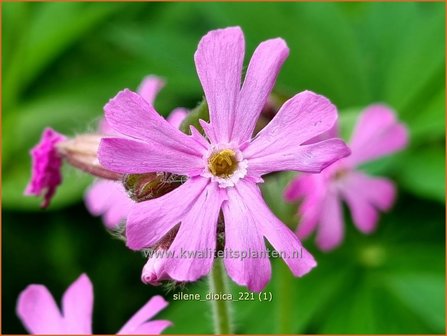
[56,134,122,180]
[141,225,179,286]
[123,173,185,202]
[141,250,171,286]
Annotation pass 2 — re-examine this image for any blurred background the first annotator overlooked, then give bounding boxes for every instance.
[2,2,445,334]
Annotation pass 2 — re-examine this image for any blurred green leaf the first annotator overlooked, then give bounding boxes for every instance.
[384,6,444,115]
[407,89,445,142]
[195,2,370,108]
[384,273,445,330]
[397,146,445,202]
[2,164,93,211]
[4,2,126,105]
[161,281,214,334]
[320,274,378,333]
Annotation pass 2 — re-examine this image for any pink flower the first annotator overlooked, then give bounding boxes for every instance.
[285,104,409,251]
[98,27,350,291]
[24,128,66,208]
[141,252,171,286]
[84,179,133,229]
[16,274,171,335]
[85,76,187,229]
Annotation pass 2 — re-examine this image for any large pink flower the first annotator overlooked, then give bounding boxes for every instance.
[85,76,187,229]
[98,27,350,291]
[16,274,171,335]
[285,104,408,251]
[24,128,66,208]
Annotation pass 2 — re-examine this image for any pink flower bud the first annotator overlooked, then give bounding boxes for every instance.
[57,134,122,180]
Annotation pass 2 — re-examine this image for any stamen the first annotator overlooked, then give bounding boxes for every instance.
[207,149,238,178]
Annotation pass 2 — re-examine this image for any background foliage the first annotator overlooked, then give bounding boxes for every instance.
[2,2,445,334]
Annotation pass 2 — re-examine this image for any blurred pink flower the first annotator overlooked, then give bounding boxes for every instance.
[98,27,350,291]
[285,104,409,251]
[16,274,171,335]
[85,76,187,229]
[24,128,66,208]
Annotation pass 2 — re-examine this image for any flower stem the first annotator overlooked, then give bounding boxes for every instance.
[277,261,295,334]
[209,258,233,334]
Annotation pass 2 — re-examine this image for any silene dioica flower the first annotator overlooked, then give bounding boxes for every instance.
[24,128,67,208]
[85,75,187,229]
[24,129,121,209]
[284,105,408,251]
[24,75,185,224]
[17,274,171,334]
[98,27,351,291]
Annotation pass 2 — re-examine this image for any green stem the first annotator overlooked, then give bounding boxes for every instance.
[209,258,233,334]
[277,261,295,333]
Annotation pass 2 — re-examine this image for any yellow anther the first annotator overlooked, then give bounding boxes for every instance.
[208,149,238,178]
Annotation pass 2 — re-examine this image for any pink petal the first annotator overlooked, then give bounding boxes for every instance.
[126,177,209,250]
[104,89,204,156]
[347,104,408,166]
[98,137,203,176]
[16,284,64,334]
[24,128,66,208]
[61,274,93,334]
[137,75,165,105]
[163,183,225,282]
[297,195,323,240]
[232,38,289,143]
[194,27,245,143]
[223,186,272,292]
[141,253,171,286]
[247,138,351,177]
[236,181,317,278]
[190,125,210,149]
[99,75,165,136]
[118,295,170,334]
[339,171,396,233]
[315,190,344,251]
[287,174,327,239]
[244,91,350,176]
[245,91,340,156]
[98,118,115,135]
[167,108,188,129]
[284,174,306,201]
[303,123,340,145]
[341,188,377,234]
[85,180,133,229]
[284,173,322,202]
[349,172,396,211]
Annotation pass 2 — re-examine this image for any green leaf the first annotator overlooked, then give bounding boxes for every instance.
[406,89,445,142]
[193,2,370,108]
[383,6,445,114]
[4,2,126,104]
[161,281,214,334]
[320,273,378,333]
[396,146,445,202]
[2,164,93,211]
[384,273,445,330]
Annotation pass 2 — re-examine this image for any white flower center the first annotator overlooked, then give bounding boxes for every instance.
[203,144,247,188]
